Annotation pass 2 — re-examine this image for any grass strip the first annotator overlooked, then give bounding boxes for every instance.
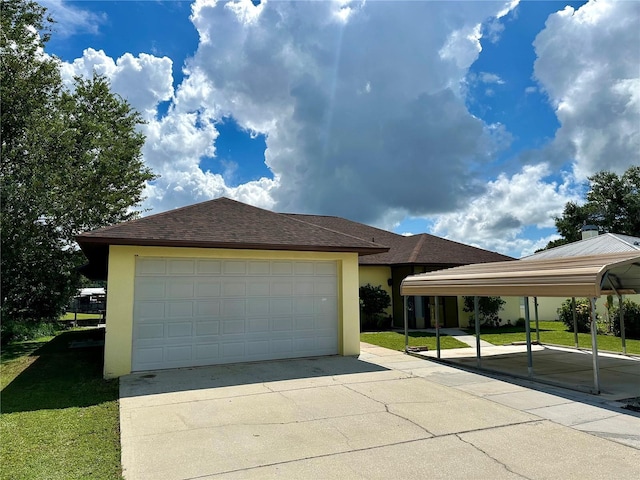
[361,331,468,351]
[0,329,122,480]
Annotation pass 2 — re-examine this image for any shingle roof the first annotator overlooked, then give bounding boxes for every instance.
[77,197,389,255]
[522,233,640,261]
[283,214,513,266]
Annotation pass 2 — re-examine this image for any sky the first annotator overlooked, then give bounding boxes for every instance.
[42,0,640,258]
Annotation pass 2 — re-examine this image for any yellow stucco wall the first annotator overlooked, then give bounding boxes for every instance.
[358,265,393,316]
[103,245,361,378]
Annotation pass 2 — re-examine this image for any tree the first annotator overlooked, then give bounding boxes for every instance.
[1,0,155,333]
[545,166,640,249]
[359,284,391,330]
[462,296,505,328]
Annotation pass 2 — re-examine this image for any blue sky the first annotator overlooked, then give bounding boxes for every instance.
[45,0,639,257]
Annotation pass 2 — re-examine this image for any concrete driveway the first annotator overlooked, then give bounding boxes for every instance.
[120,344,640,479]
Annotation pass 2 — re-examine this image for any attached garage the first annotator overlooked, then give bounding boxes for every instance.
[132,257,339,371]
[77,198,387,378]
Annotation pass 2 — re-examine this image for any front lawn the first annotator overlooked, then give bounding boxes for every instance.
[0,329,122,480]
[469,321,640,355]
[361,331,469,351]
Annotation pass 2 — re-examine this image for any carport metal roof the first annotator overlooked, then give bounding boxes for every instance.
[400,251,640,298]
[399,251,640,395]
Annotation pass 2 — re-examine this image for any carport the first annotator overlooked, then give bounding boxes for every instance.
[400,251,640,394]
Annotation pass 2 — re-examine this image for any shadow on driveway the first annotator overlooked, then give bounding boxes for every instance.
[120,355,390,398]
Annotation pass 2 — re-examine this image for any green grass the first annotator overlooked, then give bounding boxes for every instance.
[469,321,640,355]
[360,331,469,351]
[60,312,104,321]
[0,329,122,480]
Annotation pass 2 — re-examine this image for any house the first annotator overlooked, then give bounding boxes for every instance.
[77,197,509,378]
[283,214,512,328]
[511,230,640,320]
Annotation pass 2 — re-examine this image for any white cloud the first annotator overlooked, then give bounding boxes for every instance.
[429,164,582,257]
[41,0,106,37]
[533,0,640,179]
[61,48,174,120]
[179,0,516,223]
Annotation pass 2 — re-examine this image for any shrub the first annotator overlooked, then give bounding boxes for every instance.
[611,299,640,340]
[0,319,64,345]
[463,296,505,328]
[359,284,391,331]
[557,298,592,333]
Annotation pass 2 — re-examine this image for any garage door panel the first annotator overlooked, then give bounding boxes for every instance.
[195,320,220,336]
[222,298,246,316]
[167,322,192,338]
[167,301,193,318]
[135,279,166,299]
[135,302,166,319]
[137,259,166,275]
[195,344,219,360]
[222,319,245,334]
[272,317,293,331]
[195,300,220,317]
[196,281,221,298]
[222,281,246,296]
[270,298,293,315]
[197,260,221,275]
[248,261,270,275]
[247,281,270,296]
[133,258,338,371]
[247,317,270,333]
[137,323,164,340]
[271,281,293,295]
[315,262,337,275]
[166,280,195,299]
[166,345,192,362]
[223,261,247,275]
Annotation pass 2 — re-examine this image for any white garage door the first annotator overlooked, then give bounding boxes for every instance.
[132,258,339,371]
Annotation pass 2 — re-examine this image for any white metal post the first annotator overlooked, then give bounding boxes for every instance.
[435,296,441,359]
[572,297,579,348]
[474,296,481,368]
[404,295,409,352]
[524,297,533,377]
[618,294,627,355]
[534,297,540,344]
[589,297,600,394]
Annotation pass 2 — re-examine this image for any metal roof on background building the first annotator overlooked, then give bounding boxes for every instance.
[521,233,640,261]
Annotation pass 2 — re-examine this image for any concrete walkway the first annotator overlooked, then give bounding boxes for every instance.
[119,344,640,479]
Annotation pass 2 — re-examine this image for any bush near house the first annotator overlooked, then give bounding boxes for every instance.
[611,299,640,340]
[463,296,505,328]
[558,298,593,333]
[359,284,391,331]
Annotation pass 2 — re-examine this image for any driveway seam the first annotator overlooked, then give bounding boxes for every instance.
[177,420,546,480]
[455,433,533,480]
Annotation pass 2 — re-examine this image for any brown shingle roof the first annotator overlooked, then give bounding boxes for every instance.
[77,197,389,255]
[284,214,513,266]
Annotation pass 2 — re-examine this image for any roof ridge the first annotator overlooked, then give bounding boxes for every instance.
[408,234,428,263]
[283,214,390,248]
[80,196,237,235]
[607,233,640,250]
[283,213,405,241]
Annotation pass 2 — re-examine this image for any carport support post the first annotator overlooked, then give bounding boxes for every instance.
[474,296,481,368]
[534,297,540,344]
[404,295,409,352]
[618,294,626,355]
[572,297,579,348]
[589,297,600,394]
[435,296,441,359]
[524,297,533,377]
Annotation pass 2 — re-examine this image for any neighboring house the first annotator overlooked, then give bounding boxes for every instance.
[77,197,510,377]
[284,214,512,328]
[512,231,640,321]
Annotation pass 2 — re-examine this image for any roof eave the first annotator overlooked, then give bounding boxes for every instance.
[76,236,389,256]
